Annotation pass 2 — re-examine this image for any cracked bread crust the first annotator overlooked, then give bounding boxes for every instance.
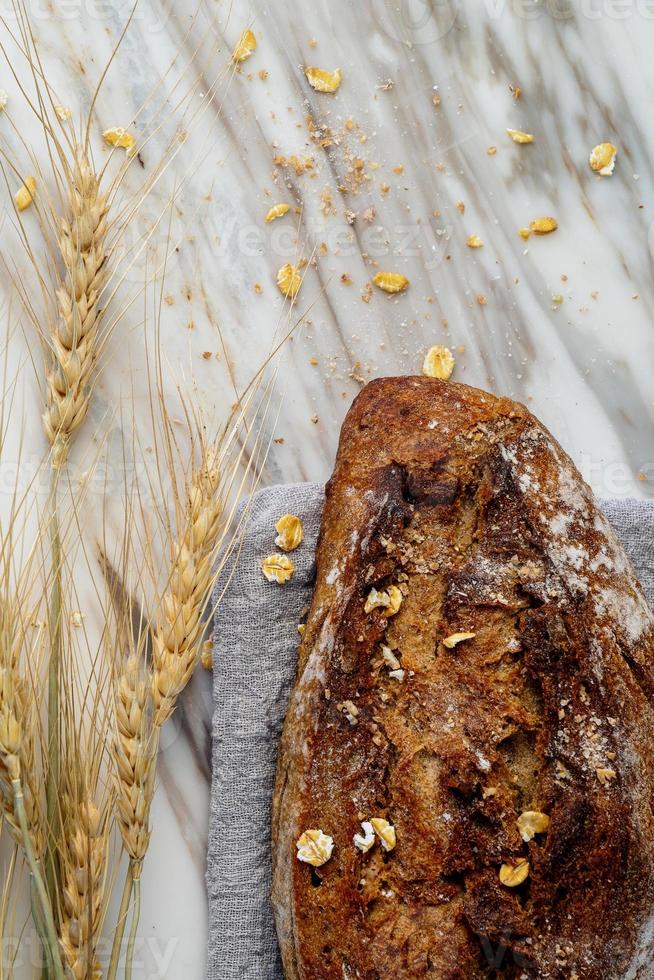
[271,376,654,980]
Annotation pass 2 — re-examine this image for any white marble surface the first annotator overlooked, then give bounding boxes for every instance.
[2,0,654,976]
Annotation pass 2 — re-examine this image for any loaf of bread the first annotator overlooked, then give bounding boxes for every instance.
[271,376,654,979]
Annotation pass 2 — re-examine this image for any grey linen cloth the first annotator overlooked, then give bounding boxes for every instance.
[206,484,654,980]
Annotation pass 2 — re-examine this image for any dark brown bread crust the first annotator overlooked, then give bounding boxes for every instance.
[272,376,654,980]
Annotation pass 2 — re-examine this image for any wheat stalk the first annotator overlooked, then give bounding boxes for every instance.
[37,143,112,924]
[58,792,108,980]
[151,441,223,727]
[43,149,110,470]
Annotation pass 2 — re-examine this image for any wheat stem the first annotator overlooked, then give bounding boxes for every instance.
[125,868,141,980]
[11,779,64,980]
[30,878,53,980]
[106,865,133,980]
[45,468,62,911]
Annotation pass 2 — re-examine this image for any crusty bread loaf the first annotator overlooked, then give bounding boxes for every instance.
[271,376,654,979]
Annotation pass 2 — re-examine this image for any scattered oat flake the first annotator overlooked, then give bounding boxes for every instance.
[275,514,303,552]
[381,646,401,671]
[517,811,550,842]
[530,216,558,235]
[477,294,487,306]
[296,829,334,867]
[596,767,617,785]
[466,234,483,248]
[443,631,476,649]
[233,29,257,63]
[0,90,7,111]
[265,202,290,223]
[361,282,373,303]
[509,84,522,100]
[589,142,617,176]
[455,200,465,214]
[70,610,85,628]
[103,127,136,154]
[423,345,455,381]
[507,128,534,144]
[340,699,359,726]
[518,227,531,240]
[261,553,294,584]
[487,145,497,156]
[254,282,263,294]
[308,37,317,48]
[364,586,402,617]
[353,821,375,853]
[276,263,302,298]
[55,104,71,121]
[373,271,409,294]
[370,817,397,852]
[499,858,529,888]
[15,176,36,211]
[305,66,342,93]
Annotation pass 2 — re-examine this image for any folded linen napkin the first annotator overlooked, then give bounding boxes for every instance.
[206,484,654,980]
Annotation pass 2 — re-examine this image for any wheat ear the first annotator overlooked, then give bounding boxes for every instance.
[43,148,110,469]
[0,604,64,977]
[107,649,157,979]
[151,443,222,727]
[58,793,108,980]
[0,606,43,858]
[0,670,43,858]
[113,652,157,866]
